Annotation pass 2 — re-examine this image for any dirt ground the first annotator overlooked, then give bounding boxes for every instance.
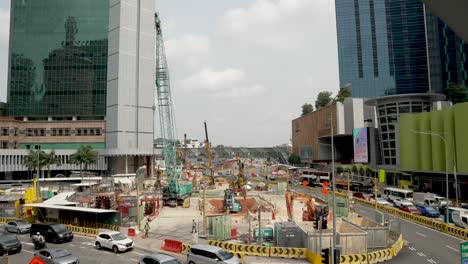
[208,197,258,215]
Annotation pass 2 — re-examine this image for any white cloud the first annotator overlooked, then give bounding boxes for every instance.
[165,34,210,68]
[221,0,331,49]
[180,67,266,98]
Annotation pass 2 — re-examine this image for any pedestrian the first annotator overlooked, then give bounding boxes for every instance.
[191,219,197,233]
[144,219,150,238]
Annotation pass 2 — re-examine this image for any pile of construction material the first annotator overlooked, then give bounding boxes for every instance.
[94,193,117,209]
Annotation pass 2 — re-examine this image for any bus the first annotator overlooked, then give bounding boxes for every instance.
[298,169,331,187]
[383,187,413,202]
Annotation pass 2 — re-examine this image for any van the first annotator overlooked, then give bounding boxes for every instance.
[187,244,240,264]
[29,223,73,243]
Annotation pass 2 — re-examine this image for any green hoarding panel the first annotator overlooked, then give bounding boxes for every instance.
[454,103,468,173]
[430,110,444,172]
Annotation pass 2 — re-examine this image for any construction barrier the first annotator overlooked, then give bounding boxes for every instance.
[208,240,236,252]
[306,249,322,263]
[182,243,191,253]
[339,253,367,264]
[127,227,137,237]
[0,217,19,224]
[65,225,99,238]
[229,251,245,264]
[235,244,270,257]
[269,247,307,258]
[391,234,404,257]
[353,196,468,240]
[367,248,392,263]
[45,218,120,231]
[161,239,183,253]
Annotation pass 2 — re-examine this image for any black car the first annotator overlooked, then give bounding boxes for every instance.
[30,223,73,244]
[0,233,22,255]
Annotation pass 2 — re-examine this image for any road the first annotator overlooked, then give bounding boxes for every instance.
[2,231,184,264]
[353,203,462,264]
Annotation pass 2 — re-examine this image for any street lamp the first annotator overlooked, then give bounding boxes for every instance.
[410,130,450,223]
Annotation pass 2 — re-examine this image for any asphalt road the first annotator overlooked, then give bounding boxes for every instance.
[353,203,462,264]
[2,231,184,264]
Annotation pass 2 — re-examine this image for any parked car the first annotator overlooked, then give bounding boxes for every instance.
[393,198,412,208]
[399,202,421,214]
[5,220,31,234]
[95,230,134,253]
[34,248,79,264]
[0,233,22,256]
[139,253,182,264]
[30,223,73,244]
[416,205,440,218]
[187,244,240,264]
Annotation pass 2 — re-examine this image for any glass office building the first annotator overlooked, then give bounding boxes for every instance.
[336,0,468,98]
[7,0,109,117]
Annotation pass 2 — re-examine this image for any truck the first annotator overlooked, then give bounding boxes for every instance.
[450,208,468,229]
[413,192,449,210]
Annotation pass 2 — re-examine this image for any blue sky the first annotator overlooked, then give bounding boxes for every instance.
[0,0,339,147]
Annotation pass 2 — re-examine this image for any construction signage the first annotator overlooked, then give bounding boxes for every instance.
[29,256,46,264]
[461,241,468,264]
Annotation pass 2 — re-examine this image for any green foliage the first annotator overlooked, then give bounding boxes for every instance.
[70,145,98,178]
[315,91,333,110]
[24,150,47,173]
[334,86,352,103]
[288,154,301,165]
[43,150,62,178]
[301,103,314,116]
[444,83,468,104]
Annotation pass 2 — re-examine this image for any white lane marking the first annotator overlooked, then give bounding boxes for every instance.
[446,245,459,252]
[69,244,76,247]
[23,250,35,254]
[427,259,437,264]
[81,242,95,246]
[416,232,427,238]
[22,242,34,246]
[79,246,85,249]
[130,258,138,262]
[132,251,145,256]
[409,247,416,251]
[417,252,426,256]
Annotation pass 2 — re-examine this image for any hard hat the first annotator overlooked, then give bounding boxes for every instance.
[37,232,40,235]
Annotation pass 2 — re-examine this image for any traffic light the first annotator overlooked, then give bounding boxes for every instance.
[333,248,341,264]
[313,219,318,229]
[321,248,330,264]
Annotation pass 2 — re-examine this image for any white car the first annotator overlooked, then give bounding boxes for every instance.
[393,198,412,208]
[375,198,391,206]
[95,230,134,253]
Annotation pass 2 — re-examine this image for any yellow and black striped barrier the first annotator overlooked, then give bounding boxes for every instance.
[235,244,270,257]
[269,246,306,258]
[339,253,367,264]
[182,243,191,253]
[0,217,20,224]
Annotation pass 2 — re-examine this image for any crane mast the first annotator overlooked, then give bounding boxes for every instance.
[155,13,190,206]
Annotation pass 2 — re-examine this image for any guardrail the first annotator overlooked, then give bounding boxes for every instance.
[353,196,468,240]
[0,217,20,224]
[65,225,99,237]
[339,234,404,264]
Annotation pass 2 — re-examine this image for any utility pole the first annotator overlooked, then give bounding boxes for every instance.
[331,114,337,264]
[258,206,262,246]
[248,211,252,245]
[203,187,207,235]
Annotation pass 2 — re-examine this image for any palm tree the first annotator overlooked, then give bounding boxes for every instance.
[24,150,47,179]
[70,145,98,181]
[43,151,62,178]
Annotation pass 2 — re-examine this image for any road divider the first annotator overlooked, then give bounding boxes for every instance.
[353,196,468,240]
[161,239,183,253]
[0,217,19,224]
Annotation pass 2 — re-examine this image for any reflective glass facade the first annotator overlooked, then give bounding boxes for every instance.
[336,0,468,98]
[7,0,109,117]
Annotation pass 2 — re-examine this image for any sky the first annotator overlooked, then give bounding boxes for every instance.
[0,0,340,147]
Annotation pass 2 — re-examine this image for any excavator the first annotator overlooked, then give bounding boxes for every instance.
[285,190,329,224]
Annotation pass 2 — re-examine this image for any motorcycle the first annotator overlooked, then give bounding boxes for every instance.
[31,235,47,250]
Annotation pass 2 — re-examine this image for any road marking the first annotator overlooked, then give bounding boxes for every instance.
[417,252,426,256]
[79,246,85,249]
[81,242,94,246]
[23,249,35,254]
[22,242,34,246]
[130,258,138,262]
[446,245,459,252]
[416,232,427,237]
[132,251,145,256]
[427,259,437,264]
[69,244,76,247]
[409,247,416,251]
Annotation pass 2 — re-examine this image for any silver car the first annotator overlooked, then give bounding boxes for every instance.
[35,248,80,264]
[5,220,31,234]
[187,244,240,264]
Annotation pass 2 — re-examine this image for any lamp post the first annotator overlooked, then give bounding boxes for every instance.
[410,130,449,223]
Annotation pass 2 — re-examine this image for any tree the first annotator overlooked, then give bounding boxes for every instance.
[301,103,314,116]
[444,83,468,104]
[288,154,301,165]
[24,150,47,178]
[334,86,352,103]
[43,150,62,178]
[70,145,98,181]
[315,91,333,110]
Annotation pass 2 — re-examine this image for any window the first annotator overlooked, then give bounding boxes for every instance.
[40,129,45,136]
[141,258,156,264]
[27,129,33,137]
[58,129,63,136]
[96,128,102,136]
[1,128,8,136]
[64,129,70,136]
[77,129,82,136]
[1,141,7,149]
[52,129,57,136]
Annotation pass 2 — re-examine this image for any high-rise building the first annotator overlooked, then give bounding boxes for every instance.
[2,0,156,177]
[335,0,468,98]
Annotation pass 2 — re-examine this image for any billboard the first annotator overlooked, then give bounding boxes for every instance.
[353,128,368,163]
